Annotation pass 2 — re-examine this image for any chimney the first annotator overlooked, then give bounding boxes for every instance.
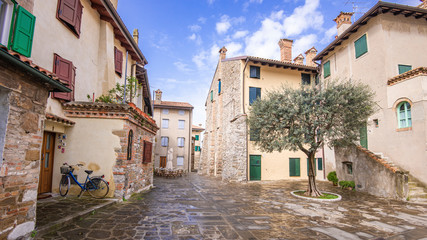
[419,0,427,9]
[219,46,227,60]
[293,54,304,65]
[110,0,118,9]
[155,89,162,104]
[333,12,354,36]
[133,29,139,45]
[278,39,293,62]
[305,47,318,67]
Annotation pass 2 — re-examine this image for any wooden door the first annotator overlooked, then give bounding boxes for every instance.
[160,156,166,168]
[38,132,55,194]
[250,155,261,181]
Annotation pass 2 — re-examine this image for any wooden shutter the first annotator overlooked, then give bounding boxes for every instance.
[355,34,368,58]
[10,6,36,57]
[74,0,83,35]
[218,80,221,94]
[323,61,330,78]
[143,141,152,163]
[58,0,79,26]
[53,54,75,101]
[289,158,300,177]
[114,47,123,75]
[317,158,323,171]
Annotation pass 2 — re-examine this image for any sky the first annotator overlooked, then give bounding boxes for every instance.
[117,0,420,127]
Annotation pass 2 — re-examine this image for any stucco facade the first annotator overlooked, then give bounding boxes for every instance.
[191,125,204,172]
[315,2,427,185]
[153,90,194,172]
[200,45,328,182]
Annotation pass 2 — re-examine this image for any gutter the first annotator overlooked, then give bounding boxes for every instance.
[0,49,70,92]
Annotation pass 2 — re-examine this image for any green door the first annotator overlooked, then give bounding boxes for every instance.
[359,122,368,149]
[250,155,261,180]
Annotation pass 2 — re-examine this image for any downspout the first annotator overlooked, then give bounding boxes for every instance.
[242,58,250,181]
[188,109,193,173]
[123,51,128,104]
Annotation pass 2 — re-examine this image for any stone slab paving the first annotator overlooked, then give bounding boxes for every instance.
[37,174,427,239]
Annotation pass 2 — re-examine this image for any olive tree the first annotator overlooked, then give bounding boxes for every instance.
[248,80,375,197]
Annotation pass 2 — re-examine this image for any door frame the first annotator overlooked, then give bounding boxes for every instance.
[38,131,56,194]
[249,155,261,181]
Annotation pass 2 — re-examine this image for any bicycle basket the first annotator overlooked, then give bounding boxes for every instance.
[60,165,71,174]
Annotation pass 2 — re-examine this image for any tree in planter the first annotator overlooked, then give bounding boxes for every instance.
[88,77,142,103]
[248,80,375,197]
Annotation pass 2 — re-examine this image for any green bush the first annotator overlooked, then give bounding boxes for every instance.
[339,180,355,189]
[327,171,338,184]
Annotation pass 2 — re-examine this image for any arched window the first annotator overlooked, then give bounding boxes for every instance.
[127,130,133,160]
[397,101,412,128]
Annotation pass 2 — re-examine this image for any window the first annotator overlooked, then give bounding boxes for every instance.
[114,47,123,75]
[177,156,184,166]
[57,0,83,37]
[301,73,311,85]
[195,146,201,151]
[398,65,412,75]
[126,130,133,160]
[178,110,185,115]
[52,54,75,101]
[289,158,300,177]
[162,109,169,114]
[250,128,259,141]
[354,34,368,58]
[210,90,213,102]
[218,80,221,94]
[162,119,169,129]
[0,87,10,165]
[177,137,185,147]
[178,120,185,129]
[323,61,330,78]
[344,162,353,174]
[397,101,412,129]
[161,137,168,147]
[317,158,323,171]
[1,3,35,57]
[143,140,152,163]
[250,66,260,79]
[249,87,261,105]
[195,135,199,141]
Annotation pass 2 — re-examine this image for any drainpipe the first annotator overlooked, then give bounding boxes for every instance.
[123,51,129,104]
[188,109,193,173]
[242,58,250,181]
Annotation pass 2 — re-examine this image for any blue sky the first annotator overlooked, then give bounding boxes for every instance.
[117,0,420,126]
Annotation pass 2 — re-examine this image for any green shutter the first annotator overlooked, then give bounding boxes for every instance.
[398,65,412,75]
[10,6,35,57]
[195,135,199,141]
[317,158,323,170]
[359,122,368,149]
[355,34,368,59]
[323,61,330,78]
[250,155,261,180]
[289,158,300,177]
[210,90,213,102]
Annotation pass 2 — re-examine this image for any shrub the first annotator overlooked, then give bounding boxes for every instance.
[327,171,338,185]
[339,180,355,189]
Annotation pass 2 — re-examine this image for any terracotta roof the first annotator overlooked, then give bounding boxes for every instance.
[387,67,427,86]
[314,1,427,61]
[46,113,75,126]
[154,101,194,109]
[223,56,318,73]
[192,125,205,131]
[304,46,317,54]
[356,145,401,173]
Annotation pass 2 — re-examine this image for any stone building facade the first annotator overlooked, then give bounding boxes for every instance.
[191,125,204,172]
[200,44,328,182]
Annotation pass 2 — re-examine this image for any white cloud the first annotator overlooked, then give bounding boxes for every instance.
[189,24,201,32]
[192,44,221,70]
[243,0,263,11]
[188,33,196,41]
[188,33,202,45]
[321,26,337,44]
[174,61,192,72]
[216,15,245,35]
[292,34,317,59]
[283,0,323,37]
[207,0,215,5]
[224,42,243,57]
[198,17,207,24]
[232,30,249,39]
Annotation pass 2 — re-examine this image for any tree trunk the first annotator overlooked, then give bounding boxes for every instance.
[305,152,322,197]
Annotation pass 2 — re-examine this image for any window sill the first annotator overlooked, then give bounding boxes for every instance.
[396,127,412,132]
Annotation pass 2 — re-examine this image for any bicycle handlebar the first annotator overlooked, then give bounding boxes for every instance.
[62,163,83,167]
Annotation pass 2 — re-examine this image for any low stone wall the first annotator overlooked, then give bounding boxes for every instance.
[335,145,408,200]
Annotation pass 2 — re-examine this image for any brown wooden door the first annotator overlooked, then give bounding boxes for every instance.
[38,132,55,194]
[160,156,166,168]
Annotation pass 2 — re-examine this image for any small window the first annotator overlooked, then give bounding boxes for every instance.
[52,54,75,101]
[195,146,200,151]
[143,141,152,163]
[250,128,259,141]
[249,87,261,105]
[301,73,311,85]
[398,65,412,75]
[354,34,368,58]
[177,156,184,166]
[161,137,169,147]
[317,158,323,171]
[162,109,169,114]
[344,162,353,174]
[178,110,185,115]
[178,120,185,129]
[126,130,133,160]
[57,0,83,37]
[250,66,260,79]
[162,119,169,129]
[397,101,412,129]
[177,137,185,147]
[218,80,221,94]
[114,47,123,75]
[210,90,213,102]
[0,0,14,46]
[195,135,199,141]
[289,158,300,177]
[323,61,330,78]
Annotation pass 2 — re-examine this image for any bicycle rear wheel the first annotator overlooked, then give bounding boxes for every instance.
[59,175,70,197]
[87,178,109,199]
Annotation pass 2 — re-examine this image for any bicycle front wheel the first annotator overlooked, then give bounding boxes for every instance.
[87,178,109,199]
[59,175,70,197]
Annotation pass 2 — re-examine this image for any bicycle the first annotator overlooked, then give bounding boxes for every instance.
[59,163,109,199]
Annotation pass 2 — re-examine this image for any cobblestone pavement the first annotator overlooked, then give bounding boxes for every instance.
[38,173,427,240]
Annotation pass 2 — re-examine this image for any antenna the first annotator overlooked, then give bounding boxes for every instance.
[344,0,375,22]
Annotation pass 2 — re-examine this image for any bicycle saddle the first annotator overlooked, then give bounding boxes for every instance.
[85,170,93,174]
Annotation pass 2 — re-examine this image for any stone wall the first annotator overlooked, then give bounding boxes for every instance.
[0,57,50,239]
[335,145,408,200]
